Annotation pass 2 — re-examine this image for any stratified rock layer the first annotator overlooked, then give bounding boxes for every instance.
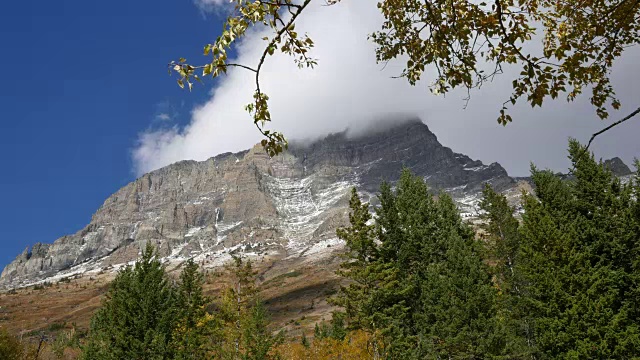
[1,119,515,288]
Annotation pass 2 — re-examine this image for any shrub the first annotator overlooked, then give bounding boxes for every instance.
[0,328,25,360]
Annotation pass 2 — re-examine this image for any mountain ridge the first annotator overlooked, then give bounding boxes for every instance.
[1,119,516,289]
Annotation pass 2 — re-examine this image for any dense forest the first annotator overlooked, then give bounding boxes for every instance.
[2,140,639,359]
[331,140,640,359]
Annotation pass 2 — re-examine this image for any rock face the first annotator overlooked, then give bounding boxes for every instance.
[603,157,633,176]
[0,119,514,289]
[290,120,512,194]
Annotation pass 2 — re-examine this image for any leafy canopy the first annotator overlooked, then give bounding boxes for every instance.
[170,0,316,157]
[370,0,639,123]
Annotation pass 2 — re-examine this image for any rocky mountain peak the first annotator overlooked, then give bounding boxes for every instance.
[1,119,515,289]
[290,119,512,193]
[603,157,632,176]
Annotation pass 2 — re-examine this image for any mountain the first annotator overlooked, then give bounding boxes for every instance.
[603,157,633,176]
[0,119,515,289]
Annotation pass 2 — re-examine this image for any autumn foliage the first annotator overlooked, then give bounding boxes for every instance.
[278,330,377,360]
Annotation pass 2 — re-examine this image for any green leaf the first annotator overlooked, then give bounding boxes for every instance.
[203,63,212,76]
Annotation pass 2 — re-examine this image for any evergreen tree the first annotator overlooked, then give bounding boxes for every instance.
[217,256,281,360]
[241,300,282,360]
[313,323,323,339]
[82,245,177,360]
[332,188,384,331]
[411,194,499,358]
[514,141,640,358]
[300,332,310,348]
[172,259,219,360]
[218,256,256,359]
[479,184,520,288]
[328,312,347,341]
[479,185,532,358]
[332,185,410,357]
[311,312,347,342]
[335,169,500,359]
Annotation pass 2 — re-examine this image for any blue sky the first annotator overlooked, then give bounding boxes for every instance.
[0,0,221,268]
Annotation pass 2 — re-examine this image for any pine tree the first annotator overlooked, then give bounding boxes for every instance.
[300,332,310,348]
[241,300,283,360]
[375,181,401,263]
[171,259,219,360]
[410,193,499,358]
[335,169,501,359]
[218,256,256,359]
[479,185,532,358]
[332,188,383,331]
[82,245,177,360]
[311,312,347,342]
[329,312,347,341]
[514,140,640,358]
[479,184,520,288]
[216,256,281,360]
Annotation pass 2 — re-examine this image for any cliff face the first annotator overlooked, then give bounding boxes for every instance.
[290,120,512,194]
[0,119,514,289]
[603,157,633,176]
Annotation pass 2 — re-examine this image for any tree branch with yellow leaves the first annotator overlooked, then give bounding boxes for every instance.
[170,0,315,157]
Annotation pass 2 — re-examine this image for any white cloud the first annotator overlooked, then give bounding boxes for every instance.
[155,113,171,121]
[193,0,227,13]
[133,1,640,176]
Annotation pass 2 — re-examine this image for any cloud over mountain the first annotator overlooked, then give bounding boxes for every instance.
[133,1,640,177]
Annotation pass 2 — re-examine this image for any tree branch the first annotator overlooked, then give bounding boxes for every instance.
[258,0,303,10]
[252,0,312,143]
[585,105,640,152]
[255,0,312,93]
[573,105,640,169]
[222,63,258,73]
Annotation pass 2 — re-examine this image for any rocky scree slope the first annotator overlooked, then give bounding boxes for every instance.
[1,119,515,289]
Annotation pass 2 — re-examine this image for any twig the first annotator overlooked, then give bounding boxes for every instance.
[253,0,312,140]
[573,105,640,169]
[585,105,640,152]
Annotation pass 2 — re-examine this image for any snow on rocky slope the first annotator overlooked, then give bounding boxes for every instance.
[2,119,521,289]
